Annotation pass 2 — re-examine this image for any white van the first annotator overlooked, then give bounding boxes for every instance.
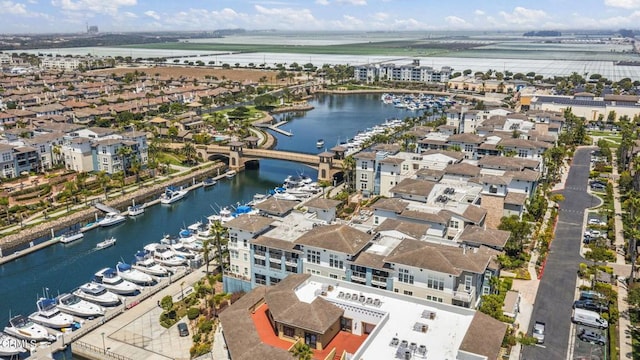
[572,308,608,329]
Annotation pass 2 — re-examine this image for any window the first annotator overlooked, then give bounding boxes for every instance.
[374,216,379,225]
[464,144,474,152]
[403,290,413,296]
[330,274,338,279]
[283,326,295,338]
[449,220,459,229]
[489,185,498,194]
[426,295,443,303]
[360,182,368,190]
[255,274,266,285]
[518,149,528,157]
[269,277,281,285]
[398,268,414,284]
[464,275,473,291]
[230,250,239,259]
[39,145,46,153]
[307,250,320,264]
[102,157,108,164]
[102,147,106,154]
[329,254,343,269]
[361,173,368,180]
[243,253,248,261]
[361,161,368,170]
[427,274,445,291]
[254,258,265,267]
[402,164,409,171]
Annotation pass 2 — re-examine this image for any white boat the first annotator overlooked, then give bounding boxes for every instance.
[3,315,55,342]
[225,170,237,179]
[207,207,235,224]
[203,177,217,187]
[56,293,104,318]
[0,334,28,356]
[145,243,187,267]
[96,237,116,250]
[28,298,75,330]
[128,204,144,216]
[132,253,169,277]
[98,212,126,227]
[93,268,140,295]
[57,231,84,244]
[73,283,121,306]
[316,139,325,147]
[160,186,188,204]
[116,262,153,285]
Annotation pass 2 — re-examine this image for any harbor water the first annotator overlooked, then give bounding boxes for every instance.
[0,94,419,328]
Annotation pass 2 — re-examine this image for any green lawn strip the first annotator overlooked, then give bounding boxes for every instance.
[157,151,186,166]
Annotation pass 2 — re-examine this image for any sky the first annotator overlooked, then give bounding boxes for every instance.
[2,0,640,34]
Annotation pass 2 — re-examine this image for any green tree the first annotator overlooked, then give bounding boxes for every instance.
[210,220,228,272]
[290,342,313,360]
[498,215,531,258]
[182,142,197,165]
[341,155,356,192]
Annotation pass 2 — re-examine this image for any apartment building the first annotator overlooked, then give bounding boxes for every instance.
[353,60,452,84]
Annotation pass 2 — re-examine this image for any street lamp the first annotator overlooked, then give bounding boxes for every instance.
[101,332,106,354]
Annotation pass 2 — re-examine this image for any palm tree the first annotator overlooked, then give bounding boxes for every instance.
[341,155,356,192]
[129,158,142,185]
[201,237,212,275]
[209,220,228,272]
[624,192,640,282]
[52,144,62,166]
[182,142,197,165]
[290,341,313,360]
[97,171,110,200]
[116,145,133,176]
[112,171,125,195]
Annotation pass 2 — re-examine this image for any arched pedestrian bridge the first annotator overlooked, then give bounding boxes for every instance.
[195,142,345,182]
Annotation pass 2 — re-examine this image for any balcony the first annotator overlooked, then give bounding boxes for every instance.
[371,277,387,287]
[254,250,266,259]
[285,258,298,267]
[453,284,475,303]
[351,274,366,283]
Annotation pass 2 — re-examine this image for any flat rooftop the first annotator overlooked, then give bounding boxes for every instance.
[262,211,321,242]
[295,277,476,360]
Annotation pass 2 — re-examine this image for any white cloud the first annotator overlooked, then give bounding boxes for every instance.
[0,1,27,14]
[474,9,485,16]
[51,0,137,16]
[604,0,640,9]
[315,0,329,5]
[371,12,389,21]
[445,15,468,27]
[122,11,137,18]
[336,0,367,5]
[499,6,548,25]
[144,10,159,20]
[253,5,320,28]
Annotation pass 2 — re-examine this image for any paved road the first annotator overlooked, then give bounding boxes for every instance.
[523,147,598,360]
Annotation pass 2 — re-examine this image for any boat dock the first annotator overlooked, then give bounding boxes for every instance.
[94,203,120,214]
[0,237,60,265]
[255,121,293,136]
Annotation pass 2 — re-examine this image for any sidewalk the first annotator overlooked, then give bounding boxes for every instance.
[608,155,633,359]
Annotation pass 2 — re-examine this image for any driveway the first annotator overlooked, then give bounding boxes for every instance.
[523,147,600,360]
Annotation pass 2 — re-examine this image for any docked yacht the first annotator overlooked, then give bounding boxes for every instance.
[128,204,144,216]
[160,236,196,259]
[116,262,153,285]
[98,212,126,227]
[144,243,187,267]
[316,139,325,147]
[0,334,28,357]
[96,237,116,250]
[203,177,217,187]
[56,231,84,244]
[56,293,104,318]
[28,298,74,329]
[225,170,237,179]
[73,283,121,306]
[93,268,140,295]
[160,186,188,205]
[207,207,235,224]
[132,253,169,276]
[4,315,55,342]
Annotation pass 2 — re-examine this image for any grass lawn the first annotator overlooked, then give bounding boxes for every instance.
[156,151,186,166]
[588,130,618,137]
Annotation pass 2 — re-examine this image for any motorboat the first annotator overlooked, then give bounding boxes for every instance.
[128,204,144,216]
[144,243,187,267]
[116,261,153,285]
[56,293,104,318]
[203,177,217,187]
[0,334,28,356]
[132,252,169,276]
[160,186,188,205]
[270,187,300,201]
[28,298,74,329]
[160,236,196,259]
[56,230,84,244]
[73,283,121,306]
[207,207,235,224]
[98,212,126,227]
[3,315,55,342]
[316,139,325,147]
[93,268,140,295]
[96,237,116,250]
[248,193,269,206]
[225,170,237,179]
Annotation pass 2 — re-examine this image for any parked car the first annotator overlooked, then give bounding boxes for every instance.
[573,299,608,313]
[590,183,606,191]
[177,322,189,337]
[532,321,546,344]
[577,328,606,345]
[588,218,603,225]
[572,308,608,329]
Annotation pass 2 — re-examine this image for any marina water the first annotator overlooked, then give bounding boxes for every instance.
[0,94,418,327]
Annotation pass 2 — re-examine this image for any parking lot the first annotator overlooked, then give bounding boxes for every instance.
[572,325,607,360]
